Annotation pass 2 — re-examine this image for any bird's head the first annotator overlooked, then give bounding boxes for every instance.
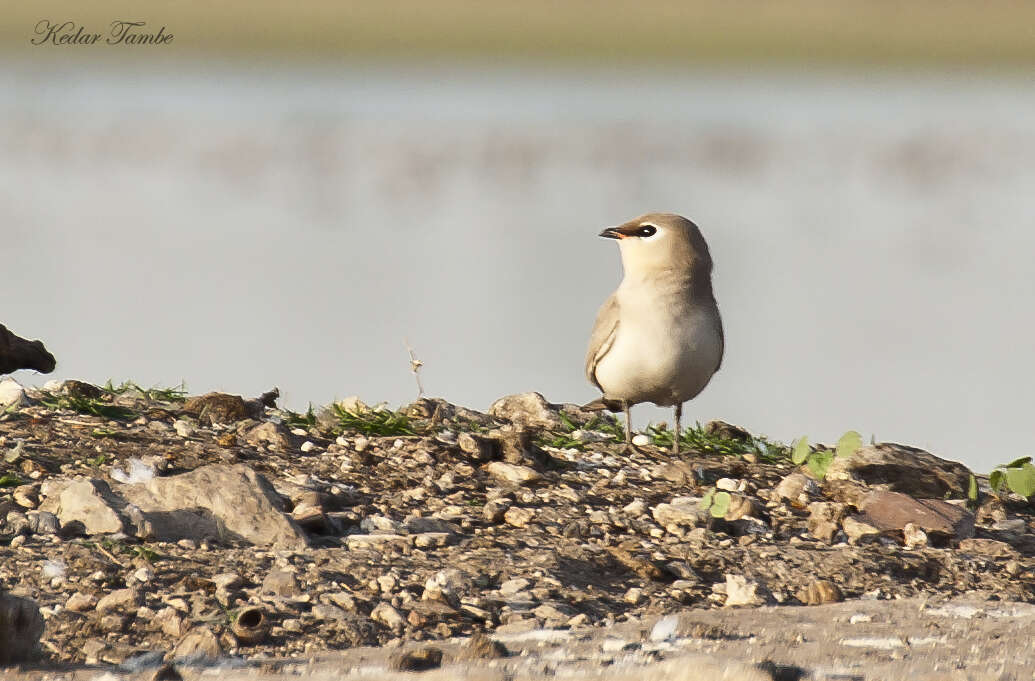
[599,212,712,277]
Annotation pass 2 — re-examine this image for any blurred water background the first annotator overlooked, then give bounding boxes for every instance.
[3,2,1034,471]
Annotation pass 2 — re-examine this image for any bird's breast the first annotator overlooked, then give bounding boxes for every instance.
[595,284,723,406]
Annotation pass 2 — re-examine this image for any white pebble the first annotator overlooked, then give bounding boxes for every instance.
[300,441,316,453]
[631,434,650,447]
[716,478,742,492]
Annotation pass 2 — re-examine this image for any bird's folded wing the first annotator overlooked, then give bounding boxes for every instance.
[585,294,619,391]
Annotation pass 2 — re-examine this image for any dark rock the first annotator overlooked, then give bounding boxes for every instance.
[59,379,103,399]
[857,490,975,541]
[0,323,56,375]
[703,420,752,441]
[0,592,44,664]
[182,390,274,425]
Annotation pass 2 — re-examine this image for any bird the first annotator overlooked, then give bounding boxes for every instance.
[0,324,56,376]
[584,213,723,454]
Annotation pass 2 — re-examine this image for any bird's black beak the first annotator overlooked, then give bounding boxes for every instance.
[599,227,624,239]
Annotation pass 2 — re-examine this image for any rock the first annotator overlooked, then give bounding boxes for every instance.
[958,538,1019,558]
[404,516,459,534]
[503,506,535,528]
[242,421,292,450]
[413,532,454,548]
[842,515,881,544]
[119,464,309,549]
[903,522,929,548]
[95,588,140,614]
[0,593,44,664]
[150,664,183,681]
[653,462,696,485]
[388,646,443,672]
[483,499,511,523]
[371,602,405,632]
[457,432,497,462]
[0,324,56,375]
[346,534,411,550]
[154,608,185,638]
[856,490,975,541]
[652,500,705,527]
[172,419,195,437]
[26,510,59,534]
[724,575,767,607]
[360,515,404,533]
[703,420,752,441]
[43,479,128,535]
[722,494,758,522]
[0,378,28,407]
[261,570,302,598]
[455,631,507,660]
[631,434,650,447]
[498,577,530,596]
[798,580,844,605]
[774,472,819,504]
[65,592,97,612]
[149,662,181,678]
[806,502,847,543]
[181,392,253,424]
[493,428,548,467]
[825,443,973,499]
[488,392,564,429]
[715,478,741,492]
[486,461,542,485]
[169,626,222,662]
[623,499,646,515]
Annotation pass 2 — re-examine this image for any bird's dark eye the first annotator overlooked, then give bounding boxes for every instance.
[637,225,657,237]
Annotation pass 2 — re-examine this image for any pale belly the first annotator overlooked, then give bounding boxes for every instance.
[594,302,723,407]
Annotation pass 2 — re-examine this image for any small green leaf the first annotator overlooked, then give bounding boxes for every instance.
[1005,456,1032,469]
[1005,463,1035,498]
[710,491,731,518]
[699,490,715,511]
[791,437,810,465]
[806,451,835,480]
[990,470,1005,493]
[0,474,22,487]
[834,431,863,458]
[968,474,978,502]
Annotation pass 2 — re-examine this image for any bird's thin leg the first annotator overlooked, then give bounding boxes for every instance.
[673,403,682,455]
[623,400,632,444]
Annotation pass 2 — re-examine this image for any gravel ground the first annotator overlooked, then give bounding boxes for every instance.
[1,379,1033,679]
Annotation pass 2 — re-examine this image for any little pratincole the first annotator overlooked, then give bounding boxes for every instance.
[585,213,724,454]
